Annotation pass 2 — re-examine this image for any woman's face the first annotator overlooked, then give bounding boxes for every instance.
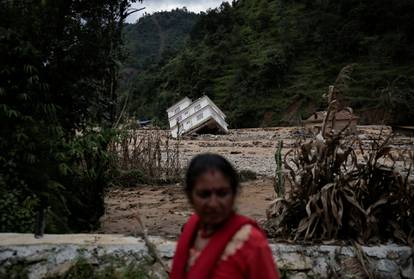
[191,169,236,227]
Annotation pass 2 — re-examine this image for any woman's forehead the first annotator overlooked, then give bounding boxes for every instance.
[196,170,230,185]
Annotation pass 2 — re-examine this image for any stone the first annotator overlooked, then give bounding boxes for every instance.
[376,259,398,273]
[277,253,313,271]
[48,261,74,277]
[0,234,413,279]
[288,272,308,279]
[401,256,414,279]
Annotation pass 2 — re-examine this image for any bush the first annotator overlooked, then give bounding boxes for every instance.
[58,129,115,232]
[0,189,38,233]
[0,0,137,234]
[0,127,116,233]
[114,169,147,187]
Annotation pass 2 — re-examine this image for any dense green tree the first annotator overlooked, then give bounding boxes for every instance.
[123,8,199,70]
[118,9,199,124]
[0,0,140,233]
[127,0,414,127]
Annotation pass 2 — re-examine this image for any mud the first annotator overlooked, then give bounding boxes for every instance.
[99,126,413,237]
[98,178,275,238]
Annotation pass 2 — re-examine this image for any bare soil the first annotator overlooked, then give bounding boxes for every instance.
[98,178,275,239]
[99,126,413,238]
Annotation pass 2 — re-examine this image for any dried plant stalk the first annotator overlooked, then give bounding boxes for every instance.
[109,127,181,184]
[266,120,414,244]
[274,140,284,197]
[265,66,414,244]
[134,211,169,274]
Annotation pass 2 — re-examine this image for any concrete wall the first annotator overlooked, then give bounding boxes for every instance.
[1,234,412,279]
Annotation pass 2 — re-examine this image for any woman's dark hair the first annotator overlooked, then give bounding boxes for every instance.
[185,153,239,198]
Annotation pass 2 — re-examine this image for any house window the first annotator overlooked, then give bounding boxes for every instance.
[175,107,180,114]
[194,104,201,111]
[197,113,203,120]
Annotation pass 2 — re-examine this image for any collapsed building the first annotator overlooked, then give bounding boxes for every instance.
[166,96,229,138]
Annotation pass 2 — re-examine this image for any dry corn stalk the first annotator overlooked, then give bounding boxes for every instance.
[265,66,414,244]
[266,121,413,244]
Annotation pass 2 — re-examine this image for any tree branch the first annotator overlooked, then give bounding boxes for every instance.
[125,7,145,18]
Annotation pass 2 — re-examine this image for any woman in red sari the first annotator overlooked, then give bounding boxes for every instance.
[171,153,279,279]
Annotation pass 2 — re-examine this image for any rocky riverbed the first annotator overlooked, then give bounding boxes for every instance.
[176,125,413,176]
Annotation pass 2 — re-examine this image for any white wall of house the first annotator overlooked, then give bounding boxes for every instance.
[167,96,228,138]
[166,97,192,119]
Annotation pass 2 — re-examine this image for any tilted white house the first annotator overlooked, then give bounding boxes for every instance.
[166,96,229,138]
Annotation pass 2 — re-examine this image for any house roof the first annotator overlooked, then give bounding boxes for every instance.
[304,110,359,123]
[306,111,326,121]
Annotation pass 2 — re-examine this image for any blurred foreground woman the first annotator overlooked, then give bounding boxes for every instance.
[170,153,280,279]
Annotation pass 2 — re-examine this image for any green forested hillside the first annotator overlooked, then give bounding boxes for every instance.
[128,0,414,128]
[123,8,199,70]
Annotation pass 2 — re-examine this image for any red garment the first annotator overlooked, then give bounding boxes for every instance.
[170,213,279,279]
